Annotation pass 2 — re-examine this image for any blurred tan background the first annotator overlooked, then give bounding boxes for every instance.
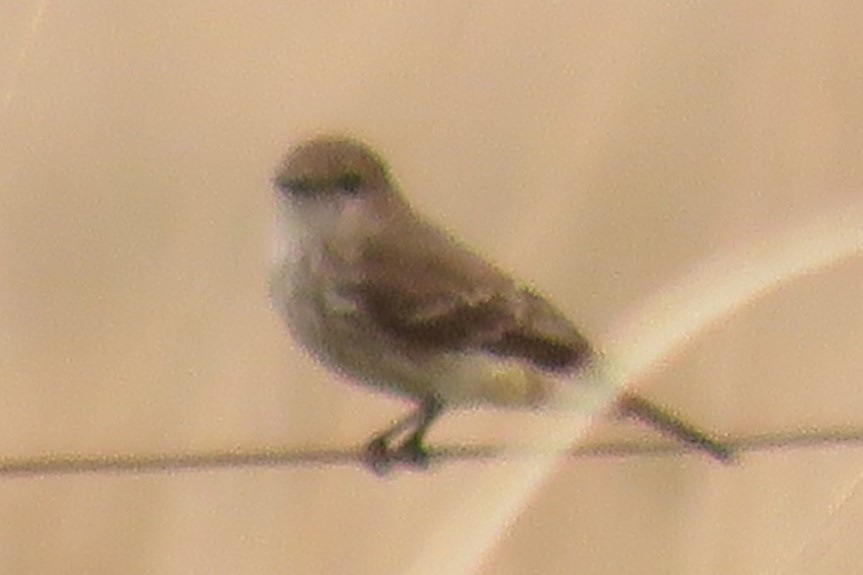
[1,2,863,573]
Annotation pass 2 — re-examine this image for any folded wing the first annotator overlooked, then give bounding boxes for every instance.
[344,224,593,373]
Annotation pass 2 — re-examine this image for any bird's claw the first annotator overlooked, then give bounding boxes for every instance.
[394,435,432,469]
[363,437,395,476]
[362,435,433,475]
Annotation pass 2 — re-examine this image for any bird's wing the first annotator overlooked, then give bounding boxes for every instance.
[342,225,593,372]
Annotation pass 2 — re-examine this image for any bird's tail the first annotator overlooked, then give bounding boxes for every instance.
[547,356,733,462]
[616,392,735,463]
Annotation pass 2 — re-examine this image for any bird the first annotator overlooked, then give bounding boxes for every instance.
[269,135,733,474]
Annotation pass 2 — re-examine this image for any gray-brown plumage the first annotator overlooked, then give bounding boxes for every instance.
[349,226,593,372]
[270,136,732,473]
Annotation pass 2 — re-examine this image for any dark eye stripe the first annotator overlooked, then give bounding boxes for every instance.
[334,171,363,194]
[275,176,318,194]
[274,172,364,197]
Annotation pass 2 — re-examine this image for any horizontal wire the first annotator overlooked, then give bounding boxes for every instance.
[1,426,862,478]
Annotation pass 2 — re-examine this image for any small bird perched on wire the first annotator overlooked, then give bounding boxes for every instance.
[269,135,733,474]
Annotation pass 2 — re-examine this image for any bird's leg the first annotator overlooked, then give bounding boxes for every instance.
[363,408,423,475]
[362,396,443,474]
[616,392,735,463]
[393,396,444,468]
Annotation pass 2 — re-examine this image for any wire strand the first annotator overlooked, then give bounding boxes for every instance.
[2,425,862,478]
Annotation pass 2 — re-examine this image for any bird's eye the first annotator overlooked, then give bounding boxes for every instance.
[334,171,363,194]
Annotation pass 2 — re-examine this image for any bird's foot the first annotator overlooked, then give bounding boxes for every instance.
[362,436,396,476]
[393,434,433,469]
[361,434,433,475]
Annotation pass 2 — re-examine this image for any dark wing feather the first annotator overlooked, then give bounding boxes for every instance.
[345,226,593,372]
[482,291,592,370]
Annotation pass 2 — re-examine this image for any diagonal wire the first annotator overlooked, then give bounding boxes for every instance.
[1,425,862,478]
